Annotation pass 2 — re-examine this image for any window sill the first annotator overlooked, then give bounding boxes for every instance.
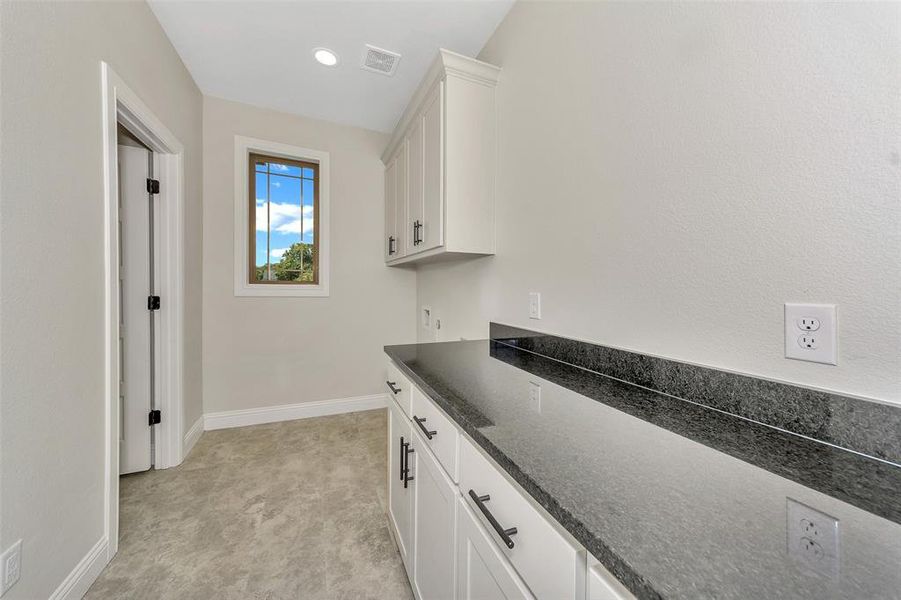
[234,282,329,298]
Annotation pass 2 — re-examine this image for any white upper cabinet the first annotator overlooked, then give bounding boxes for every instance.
[384,152,398,261]
[385,141,407,260]
[382,49,500,265]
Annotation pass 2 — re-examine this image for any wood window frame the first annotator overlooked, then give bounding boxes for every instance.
[248,152,320,285]
[233,135,330,298]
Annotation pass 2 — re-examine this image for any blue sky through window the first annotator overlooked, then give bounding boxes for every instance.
[254,158,316,268]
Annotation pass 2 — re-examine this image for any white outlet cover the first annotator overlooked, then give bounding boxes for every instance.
[528,292,541,319]
[784,303,836,365]
[1,539,22,596]
[421,305,431,329]
[786,498,839,578]
[528,381,541,413]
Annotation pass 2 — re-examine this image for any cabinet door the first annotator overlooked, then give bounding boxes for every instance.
[394,142,408,258]
[420,81,444,251]
[384,156,397,261]
[587,556,634,600]
[411,431,457,599]
[388,400,415,577]
[406,116,424,255]
[457,498,534,600]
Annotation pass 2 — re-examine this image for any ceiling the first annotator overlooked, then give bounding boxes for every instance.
[148,1,514,133]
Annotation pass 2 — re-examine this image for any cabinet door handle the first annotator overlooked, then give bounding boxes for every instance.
[386,380,401,394]
[468,489,518,549]
[413,415,437,440]
[388,236,396,255]
[403,444,415,488]
[399,436,406,481]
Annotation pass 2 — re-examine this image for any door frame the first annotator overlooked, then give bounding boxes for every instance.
[100,61,186,559]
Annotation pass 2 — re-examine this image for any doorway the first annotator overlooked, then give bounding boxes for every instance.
[117,125,159,474]
[102,61,186,561]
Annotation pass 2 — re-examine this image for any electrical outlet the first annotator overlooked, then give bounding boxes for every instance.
[798,334,818,350]
[784,304,836,365]
[528,381,542,413]
[797,317,820,331]
[529,292,541,319]
[786,498,839,579]
[1,539,22,595]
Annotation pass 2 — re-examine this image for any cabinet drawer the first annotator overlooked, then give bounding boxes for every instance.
[411,385,460,482]
[386,360,412,418]
[457,497,535,600]
[460,437,584,600]
[587,554,635,600]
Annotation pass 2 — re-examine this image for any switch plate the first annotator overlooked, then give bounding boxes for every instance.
[784,303,836,365]
[528,292,541,319]
[421,305,431,329]
[1,539,21,596]
[786,498,839,578]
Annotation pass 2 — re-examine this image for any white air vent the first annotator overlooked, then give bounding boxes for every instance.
[361,45,401,76]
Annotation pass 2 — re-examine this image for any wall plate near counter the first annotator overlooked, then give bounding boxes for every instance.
[785,303,837,365]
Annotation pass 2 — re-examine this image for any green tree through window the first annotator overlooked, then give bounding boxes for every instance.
[255,242,314,282]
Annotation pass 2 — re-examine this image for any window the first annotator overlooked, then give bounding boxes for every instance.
[249,153,319,284]
[234,136,329,297]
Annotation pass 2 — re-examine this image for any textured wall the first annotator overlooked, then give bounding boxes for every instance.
[417,1,901,403]
[202,97,416,413]
[0,1,203,598]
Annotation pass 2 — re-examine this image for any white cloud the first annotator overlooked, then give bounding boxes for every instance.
[270,247,288,259]
[256,202,314,235]
[270,163,290,172]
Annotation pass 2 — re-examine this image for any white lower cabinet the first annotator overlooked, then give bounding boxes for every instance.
[411,427,458,599]
[587,555,635,600]
[387,357,633,600]
[387,361,413,418]
[388,399,415,577]
[460,439,585,600]
[457,497,535,600]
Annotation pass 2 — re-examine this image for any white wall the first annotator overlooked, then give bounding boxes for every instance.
[0,1,203,598]
[417,1,901,404]
[202,97,416,414]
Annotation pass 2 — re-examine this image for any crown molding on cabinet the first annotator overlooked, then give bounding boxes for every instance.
[381,48,501,164]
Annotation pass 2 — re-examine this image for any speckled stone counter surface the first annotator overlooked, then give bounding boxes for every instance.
[384,339,901,600]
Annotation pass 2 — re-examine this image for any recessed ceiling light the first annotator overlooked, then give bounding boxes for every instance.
[313,48,339,67]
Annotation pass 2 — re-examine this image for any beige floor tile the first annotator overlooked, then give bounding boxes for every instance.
[86,409,412,600]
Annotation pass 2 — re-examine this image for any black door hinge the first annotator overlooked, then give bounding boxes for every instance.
[146,178,160,194]
[147,295,161,311]
[148,409,161,426]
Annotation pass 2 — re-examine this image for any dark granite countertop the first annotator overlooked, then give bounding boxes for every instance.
[384,339,901,600]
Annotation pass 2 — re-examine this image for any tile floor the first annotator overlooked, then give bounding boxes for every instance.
[86,409,413,599]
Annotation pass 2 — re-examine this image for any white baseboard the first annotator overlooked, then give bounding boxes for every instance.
[48,536,109,600]
[203,394,387,431]
[182,415,204,459]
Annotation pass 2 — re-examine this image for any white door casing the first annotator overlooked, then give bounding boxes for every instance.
[102,61,186,560]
